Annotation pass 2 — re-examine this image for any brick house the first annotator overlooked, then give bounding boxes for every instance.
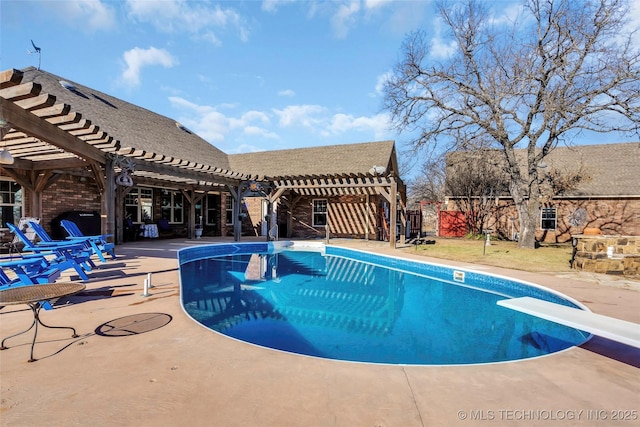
[442,142,640,242]
[1,67,405,247]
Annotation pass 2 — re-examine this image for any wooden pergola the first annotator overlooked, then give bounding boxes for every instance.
[1,68,406,247]
[234,173,406,247]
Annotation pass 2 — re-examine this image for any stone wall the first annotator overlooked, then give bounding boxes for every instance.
[572,235,640,276]
[445,197,640,243]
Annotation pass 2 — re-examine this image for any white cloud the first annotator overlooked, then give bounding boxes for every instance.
[121,47,178,87]
[126,0,250,44]
[261,0,297,13]
[229,110,271,130]
[199,31,223,47]
[169,98,279,145]
[374,71,393,96]
[278,89,296,97]
[169,97,390,151]
[272,105,327,128]
[168,96,212,114]
[430,17,457,59]
[244,126,279,139]
[364,0,393,10]
[273,104,391,139]
[326,112,391,139]
[488,3,526,26]
[45,0,116,31]
[626,1,640,45]
[331,1,361,39]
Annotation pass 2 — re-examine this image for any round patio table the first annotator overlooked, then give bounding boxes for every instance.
[0,282,85,362]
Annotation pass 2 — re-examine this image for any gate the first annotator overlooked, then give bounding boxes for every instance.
[438,210,467,237]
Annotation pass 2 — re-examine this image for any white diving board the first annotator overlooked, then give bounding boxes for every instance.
[497,297,640,349]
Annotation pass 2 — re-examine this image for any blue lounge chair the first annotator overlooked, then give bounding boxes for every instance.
[27,221,97,269]
[0,254,65,310]
[60,219,115,262]
[6,222,92,281]
[0,255,61,288]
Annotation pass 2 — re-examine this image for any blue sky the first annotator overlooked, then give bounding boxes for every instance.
[1,0,639,179]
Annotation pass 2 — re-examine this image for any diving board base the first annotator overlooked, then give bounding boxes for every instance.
[497,297,640,349]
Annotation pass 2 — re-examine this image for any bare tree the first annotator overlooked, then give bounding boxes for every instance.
[407,154,446,208]
[445,151,510,235]
[384,0,640,248]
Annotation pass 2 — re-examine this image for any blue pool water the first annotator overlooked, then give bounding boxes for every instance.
[178,242,590,365]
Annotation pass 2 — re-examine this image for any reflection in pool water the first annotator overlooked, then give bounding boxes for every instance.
[179,243,589,365]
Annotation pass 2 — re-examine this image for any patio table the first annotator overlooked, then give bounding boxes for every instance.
[141,223,159,238]
[0,282,85,362]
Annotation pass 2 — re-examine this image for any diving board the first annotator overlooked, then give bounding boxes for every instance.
[497,297,640,349]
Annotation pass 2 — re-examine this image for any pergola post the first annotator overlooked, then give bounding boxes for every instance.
[390,178,397,248]
[228,185,241,242]
[105,156,115,239]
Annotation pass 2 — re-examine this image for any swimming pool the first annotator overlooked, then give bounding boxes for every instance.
[178,241,590,365]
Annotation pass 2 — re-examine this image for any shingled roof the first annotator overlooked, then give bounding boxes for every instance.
[18,67,231,170]
[229,140,397,179]
[446,142,640,198]
[542,142,639,197]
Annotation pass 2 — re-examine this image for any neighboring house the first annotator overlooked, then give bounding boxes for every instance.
[0,67,405,246]
[442,142,640,242]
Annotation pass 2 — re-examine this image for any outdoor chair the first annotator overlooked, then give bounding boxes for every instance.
[28,221,97,268]
[60,219,115,262]
[0,254,64,310]
[2,217,40,254]
[7,222,93,281]
[157,218,175,238]
[0,254,61,288]
[123,218,140,242]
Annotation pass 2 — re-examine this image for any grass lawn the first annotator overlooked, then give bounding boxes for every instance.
[404,238,574,273]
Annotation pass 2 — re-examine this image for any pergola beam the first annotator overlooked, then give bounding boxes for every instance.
[1,97,106,163]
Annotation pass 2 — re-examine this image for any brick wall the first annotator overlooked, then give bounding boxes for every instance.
[221,193,256,237]
[42,175,102,233]
[446,197,640,242]
[0,174,101,245]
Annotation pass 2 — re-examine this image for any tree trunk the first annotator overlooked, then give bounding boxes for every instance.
[509,177,539,249]
[515,200,538,249]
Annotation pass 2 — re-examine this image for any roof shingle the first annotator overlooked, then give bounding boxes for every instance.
[229,140,397,179]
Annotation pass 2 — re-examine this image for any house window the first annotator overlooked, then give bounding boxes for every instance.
[193,195,219,226]
[205,194,219,226]
[160,190,183,223]
[225,196,234,225]
[312,199,328,227]
[0,179,22,228]
[540,207,557,230]
[125,187,153,223]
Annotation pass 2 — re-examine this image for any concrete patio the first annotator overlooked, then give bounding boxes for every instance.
[1,237,638,427]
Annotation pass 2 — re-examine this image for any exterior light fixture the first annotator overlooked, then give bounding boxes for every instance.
[0,118,14,165]
[0,149,14,165]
